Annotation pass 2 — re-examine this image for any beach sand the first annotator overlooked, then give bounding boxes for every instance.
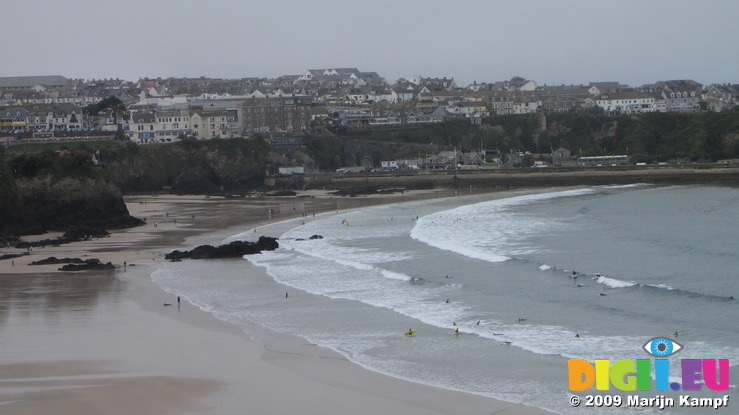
[0,191,553,414]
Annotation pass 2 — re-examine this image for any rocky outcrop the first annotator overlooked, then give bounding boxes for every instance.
[0,157,144,238]
[171,167,221,195]
[105,138,268,194]
[15,175,144,232]
[164,236,279,260]
[31,256,85,265]
[58,258,116,271]
[0,161,42,236]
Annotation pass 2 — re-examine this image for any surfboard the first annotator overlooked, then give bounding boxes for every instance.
[501,341,512,345]
[404,330,416,336]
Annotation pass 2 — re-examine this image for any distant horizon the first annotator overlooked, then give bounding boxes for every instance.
[2,0,737,89]
[1,71,735,90]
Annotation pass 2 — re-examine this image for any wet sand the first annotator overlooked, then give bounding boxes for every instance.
[0,191,553,414]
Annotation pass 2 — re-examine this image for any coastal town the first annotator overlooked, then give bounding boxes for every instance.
[1,69,738,170]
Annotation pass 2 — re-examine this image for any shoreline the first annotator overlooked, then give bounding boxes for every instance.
[0,190,554,414]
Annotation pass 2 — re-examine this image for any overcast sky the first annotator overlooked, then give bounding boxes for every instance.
[2,0,737,87]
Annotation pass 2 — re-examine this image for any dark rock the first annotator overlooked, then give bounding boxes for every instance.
[165,236,279,260]
[31,256,85,265]
[308,234,324,240]
[62,225,110,240]
[0,253,26,261]
[58,258,115,271]
[171,168,221,195]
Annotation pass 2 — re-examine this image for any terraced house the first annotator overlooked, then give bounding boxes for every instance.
[238,96,312,134]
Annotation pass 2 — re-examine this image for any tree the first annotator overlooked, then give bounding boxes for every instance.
[115,124,128,142]
[303,136,342,171]
[84,96,126,125]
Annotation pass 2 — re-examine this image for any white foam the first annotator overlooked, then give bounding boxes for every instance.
[381,270,412,281]
[599,183,651,190]
[410,188,596,263]
[595,275,637,288]
[646,283,675,290]
[539,264,552,271]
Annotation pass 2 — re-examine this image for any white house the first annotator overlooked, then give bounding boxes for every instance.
[595,91,659,114]
[512,98,540,114]
[129,108,193,143]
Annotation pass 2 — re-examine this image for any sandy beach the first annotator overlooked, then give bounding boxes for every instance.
[0,190,553,414]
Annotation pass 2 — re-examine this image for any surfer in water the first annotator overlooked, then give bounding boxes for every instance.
[575,333,580,338]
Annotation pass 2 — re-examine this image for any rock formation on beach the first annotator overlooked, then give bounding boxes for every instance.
[164,236,279,261]
[0,152,144,238]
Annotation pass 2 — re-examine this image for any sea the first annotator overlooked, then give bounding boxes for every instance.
[151,184,739,414]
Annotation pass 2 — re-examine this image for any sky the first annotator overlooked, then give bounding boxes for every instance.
[2,0,737,88]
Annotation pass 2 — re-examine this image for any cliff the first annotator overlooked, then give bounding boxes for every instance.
[0,151,143,238]
[103,138,269,194]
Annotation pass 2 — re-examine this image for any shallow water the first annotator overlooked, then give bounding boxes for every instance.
[153,184,739,414]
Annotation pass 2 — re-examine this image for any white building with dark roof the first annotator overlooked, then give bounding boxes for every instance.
[595,91,659,114]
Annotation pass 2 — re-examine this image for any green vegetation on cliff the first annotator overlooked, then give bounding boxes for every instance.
[1,147,143,237]
[335,109,739,163]
[102,136,270,193]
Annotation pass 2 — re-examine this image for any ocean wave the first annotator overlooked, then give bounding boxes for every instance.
[594,275,637,288]
[410,188,596,263]
[599,183,651,190]
[381,270,412,281]
[645,283,675,291]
